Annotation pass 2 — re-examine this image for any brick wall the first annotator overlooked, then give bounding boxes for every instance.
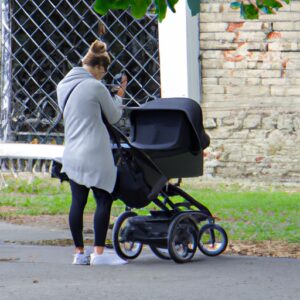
[199,0,300,182]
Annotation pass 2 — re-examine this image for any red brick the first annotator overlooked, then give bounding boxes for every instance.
[267,31,282,39]
[226,22,245,32]
[223,50,245,62]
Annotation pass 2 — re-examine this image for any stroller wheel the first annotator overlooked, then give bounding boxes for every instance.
[149,246,170,260]
[167,215,198,263]
[112,211,143,260]
[198,223,228,257]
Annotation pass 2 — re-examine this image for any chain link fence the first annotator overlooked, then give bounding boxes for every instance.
[1,0,160,143]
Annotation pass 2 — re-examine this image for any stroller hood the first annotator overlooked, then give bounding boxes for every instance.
[129,98,210,153]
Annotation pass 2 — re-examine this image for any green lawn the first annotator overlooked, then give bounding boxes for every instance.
[182,187,300,243]
[0,176,299,243]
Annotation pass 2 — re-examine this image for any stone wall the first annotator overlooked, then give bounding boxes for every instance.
[199,0,300,182]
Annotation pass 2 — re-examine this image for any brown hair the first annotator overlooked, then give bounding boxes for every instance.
[82,40,111,71]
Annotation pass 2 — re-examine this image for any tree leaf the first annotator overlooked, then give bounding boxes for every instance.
[130,0,152,19]
[167,0,179,13]
[187,0,201,16]
[111,0,131,9]
[154,0,167,22]
[241,3,259,19]
[93,0,290,21]
[93,0,130,15]
[259,5,275,14]
[230,2,241,10]
[93,0,110,15]
[262,0,283,8]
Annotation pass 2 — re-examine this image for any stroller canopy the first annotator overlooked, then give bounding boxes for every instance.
[129,98,210,154]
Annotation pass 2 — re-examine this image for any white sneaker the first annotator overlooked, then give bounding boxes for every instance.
[90,253,128,266]
[72,253,90,265]
[84,247,93,258]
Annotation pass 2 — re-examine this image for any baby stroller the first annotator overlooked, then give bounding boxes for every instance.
[110,98,228,264]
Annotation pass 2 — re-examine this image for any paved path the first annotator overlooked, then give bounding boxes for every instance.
[1,222,299,300]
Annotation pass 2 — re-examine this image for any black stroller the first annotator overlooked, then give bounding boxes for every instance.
[110,98,228,264]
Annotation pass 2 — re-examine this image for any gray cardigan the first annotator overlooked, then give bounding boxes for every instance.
[56,67,123,192]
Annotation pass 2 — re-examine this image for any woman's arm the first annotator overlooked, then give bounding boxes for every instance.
[97,82,123,125]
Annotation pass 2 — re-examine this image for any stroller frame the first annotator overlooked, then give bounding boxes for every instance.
[112,171,228,264]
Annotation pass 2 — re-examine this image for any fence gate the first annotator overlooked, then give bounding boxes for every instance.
[1,0,160,143]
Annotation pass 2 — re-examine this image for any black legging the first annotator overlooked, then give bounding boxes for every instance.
[69,179,113,248]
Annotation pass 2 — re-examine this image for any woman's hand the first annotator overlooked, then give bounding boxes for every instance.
[110,72,128,98]
[116,73,128,98]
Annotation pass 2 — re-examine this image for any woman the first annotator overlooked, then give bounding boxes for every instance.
[57,40,126,265]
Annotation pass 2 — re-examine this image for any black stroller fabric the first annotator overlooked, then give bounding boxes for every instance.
[51,160,69,182]
[127,98,210,179]
[107,124,168,208]
[113,162,151,208]
[129,98,210,153]
[129,110,191,154]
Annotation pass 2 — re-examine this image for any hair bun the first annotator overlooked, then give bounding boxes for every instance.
[90,40,107,55]
[82,40,111,69]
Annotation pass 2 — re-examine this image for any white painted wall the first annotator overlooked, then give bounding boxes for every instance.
[158,1,200,102]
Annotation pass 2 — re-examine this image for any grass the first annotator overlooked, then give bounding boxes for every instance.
[0,176,299,244]
[0,176,127,217]
[182,187,300,243]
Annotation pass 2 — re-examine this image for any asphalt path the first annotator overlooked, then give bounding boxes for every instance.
[1,222,299,300]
